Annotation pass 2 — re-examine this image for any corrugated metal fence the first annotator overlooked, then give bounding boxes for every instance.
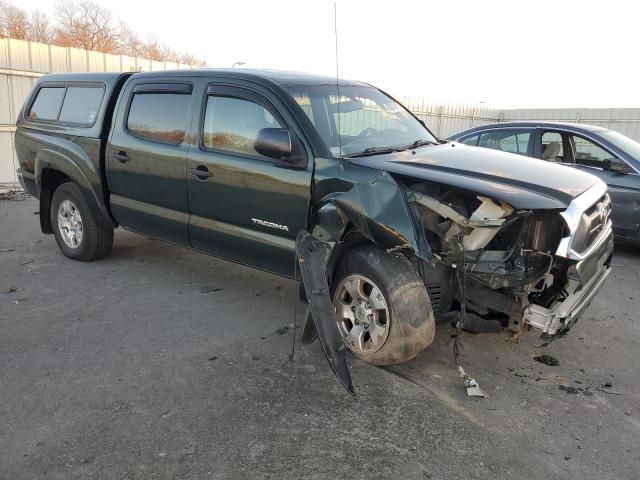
[0,38,193,187]
[3,38,640,187]
[399,97,501,138]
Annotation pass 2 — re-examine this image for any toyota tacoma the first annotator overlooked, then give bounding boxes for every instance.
[15,70,613,391]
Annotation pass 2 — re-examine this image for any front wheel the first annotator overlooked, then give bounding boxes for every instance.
[51,182,113,261]
[332,245,435,366]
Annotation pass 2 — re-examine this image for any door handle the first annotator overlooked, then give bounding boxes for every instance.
[113,151,130,164]
[191,166,213,180]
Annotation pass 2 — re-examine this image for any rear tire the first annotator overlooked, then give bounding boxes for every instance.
[332,245,435,366]
[51,182,113,261]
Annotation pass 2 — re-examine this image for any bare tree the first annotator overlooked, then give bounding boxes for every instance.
[119,23,141,57]
[137,36,166,62]
[0,0,206,66]
[54,0,125,53]
[29,10,55,44]
[0,1,29,40]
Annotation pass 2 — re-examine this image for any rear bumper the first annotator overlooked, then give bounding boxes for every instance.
[523,229,613,336]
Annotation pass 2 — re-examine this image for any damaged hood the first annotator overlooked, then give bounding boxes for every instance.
[351,143,602,210]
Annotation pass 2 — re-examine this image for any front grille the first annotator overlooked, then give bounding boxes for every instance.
[573,194,611,254]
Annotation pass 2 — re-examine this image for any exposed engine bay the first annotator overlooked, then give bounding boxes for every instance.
[405,180,613,337]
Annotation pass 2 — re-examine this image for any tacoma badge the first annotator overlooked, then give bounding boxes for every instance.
[251,218,289,232]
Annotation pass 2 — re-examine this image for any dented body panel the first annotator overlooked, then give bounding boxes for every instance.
[349,143,600,210]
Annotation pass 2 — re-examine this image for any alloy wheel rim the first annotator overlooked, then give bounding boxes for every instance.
[333,274,390,354]
[57,200,83,249]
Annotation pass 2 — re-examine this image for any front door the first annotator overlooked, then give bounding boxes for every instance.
[568,133,640,239]
[186,84,312,276]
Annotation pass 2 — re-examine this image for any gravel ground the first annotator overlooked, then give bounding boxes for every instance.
[1,197,639,479]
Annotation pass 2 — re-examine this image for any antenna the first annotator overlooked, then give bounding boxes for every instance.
[334,2,343,160]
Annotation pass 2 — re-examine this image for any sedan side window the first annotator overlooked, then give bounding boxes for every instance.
[541,131,565,162]
[571,135,617,168]
[203,96,284,157]
[475,129,533,155]
[460,134,479,146]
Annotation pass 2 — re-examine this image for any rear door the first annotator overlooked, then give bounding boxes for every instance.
[186,82,312,276]
[107,79,194,245]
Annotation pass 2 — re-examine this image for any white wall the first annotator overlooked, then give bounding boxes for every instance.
[3,38,640,187]
[0,38,192,187]
[501,108,640,142]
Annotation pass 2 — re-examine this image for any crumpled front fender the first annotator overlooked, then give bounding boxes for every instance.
[311,168,431,263]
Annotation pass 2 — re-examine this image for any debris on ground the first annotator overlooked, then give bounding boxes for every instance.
[275,326,289,335]
[0,190,29,201]
[559,385,580,394]
[604,381,613,388]
[458,366,488,398]
[594,385,623,395]
[20,260,33,266]
[199,286,221,294]
[1,248,17,253]
[534,354,560,366]
[207,356,217,361]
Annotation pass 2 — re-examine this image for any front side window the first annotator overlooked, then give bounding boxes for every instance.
[127,93,191,145]
[571,135,616,167]
[28,87,66,121]
[202,96,284,156]
[285,84,436,157]
[58,87,104,125]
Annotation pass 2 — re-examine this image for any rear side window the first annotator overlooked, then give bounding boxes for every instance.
[28,87,65,121]
[460,134,479,146]
[477,129,532,155]
[126,93,191,145]
[59,87,104,125]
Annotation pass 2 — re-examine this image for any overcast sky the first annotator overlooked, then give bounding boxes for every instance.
[17,0,640,108]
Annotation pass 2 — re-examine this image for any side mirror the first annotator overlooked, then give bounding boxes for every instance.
[604,159,629,173]
[254,128,292,160]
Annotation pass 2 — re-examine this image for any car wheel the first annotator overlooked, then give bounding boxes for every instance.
[332,245,435,365]
[51,182,113,261]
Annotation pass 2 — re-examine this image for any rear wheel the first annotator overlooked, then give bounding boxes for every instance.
[51,182,113,261]
[332,245,435,366]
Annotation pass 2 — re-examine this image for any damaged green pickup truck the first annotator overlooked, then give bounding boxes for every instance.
[15,70,612,391]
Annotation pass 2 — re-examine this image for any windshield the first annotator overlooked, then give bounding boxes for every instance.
[284,84,437,157]
[599,129,640,163]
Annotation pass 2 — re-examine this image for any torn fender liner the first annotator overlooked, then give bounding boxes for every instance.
[296,230,354,395]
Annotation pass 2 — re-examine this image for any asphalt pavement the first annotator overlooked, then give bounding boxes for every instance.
[1,197,639,479]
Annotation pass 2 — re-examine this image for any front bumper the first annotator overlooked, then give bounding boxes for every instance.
[523,229,613,336]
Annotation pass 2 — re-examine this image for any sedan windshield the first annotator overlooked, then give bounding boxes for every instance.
[599,129,640,164]
[284,84,437,157]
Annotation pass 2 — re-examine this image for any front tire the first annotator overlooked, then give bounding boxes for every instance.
[332,245,435,366]
[51,182,113,261]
